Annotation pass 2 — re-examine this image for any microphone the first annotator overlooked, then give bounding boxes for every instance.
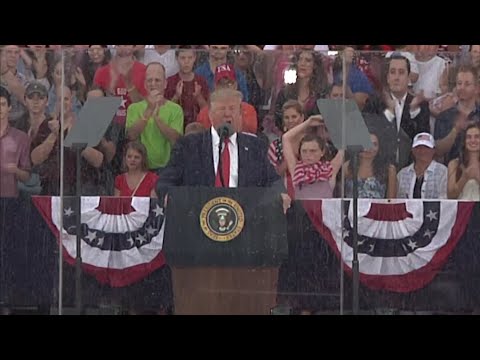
[216,122,234,140]
[215,122,233,188]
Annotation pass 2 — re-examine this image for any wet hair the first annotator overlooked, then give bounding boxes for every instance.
[276,99,305,131]
[209,88,243,108]
[347,129,390,183]
[123,141,149,172]
[328,81,345,94]
[79,45,111,89]
[456,64,479,84]
[0,86,11,106]
[299,133,327,161]
[386,54,411,75]
[284,50,329,100]
[175,45,196,57]
[457,123,480,180]
[282,99,304,115]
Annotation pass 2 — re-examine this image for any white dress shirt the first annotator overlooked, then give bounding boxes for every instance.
[211,127,238,187]
[384,92,421,132]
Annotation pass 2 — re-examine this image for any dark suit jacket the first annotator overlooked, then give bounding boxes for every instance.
[157,131,281,197]
[362,93,430,168]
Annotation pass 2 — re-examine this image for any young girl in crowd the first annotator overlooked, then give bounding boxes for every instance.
[283,115,344,199]
[114,141,158,197]
[277,112,343,316]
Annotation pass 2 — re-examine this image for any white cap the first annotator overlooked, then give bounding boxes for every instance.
[412,132,435,149]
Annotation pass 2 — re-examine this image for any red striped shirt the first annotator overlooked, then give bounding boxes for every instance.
[292,160,333,188]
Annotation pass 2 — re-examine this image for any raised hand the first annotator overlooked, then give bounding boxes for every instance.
[383,90,396,113]
[175,80,183,99]
[48,117,60,134]
[307,115,325,127]
[193,81,202,98]
[454,112,469,132]
[75,67,86,87]
[1,70,23,93]
[410,90,426,111]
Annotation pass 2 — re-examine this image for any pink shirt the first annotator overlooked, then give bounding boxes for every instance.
[0,126,31,197]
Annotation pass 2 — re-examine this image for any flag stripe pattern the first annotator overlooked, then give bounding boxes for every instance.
[303,199,475,292]
[33,196,166,287]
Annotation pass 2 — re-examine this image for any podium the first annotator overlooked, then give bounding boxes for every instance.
[163,187,288,315]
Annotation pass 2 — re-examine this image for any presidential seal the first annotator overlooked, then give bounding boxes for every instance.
[200,197,245,242]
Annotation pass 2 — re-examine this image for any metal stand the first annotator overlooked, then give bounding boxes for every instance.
[73,143,87,315]
[347,145,363,315]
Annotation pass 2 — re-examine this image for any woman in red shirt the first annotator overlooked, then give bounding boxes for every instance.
[114,141,158,197]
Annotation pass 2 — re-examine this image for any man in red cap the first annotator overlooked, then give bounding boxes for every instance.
[196,64,258,134]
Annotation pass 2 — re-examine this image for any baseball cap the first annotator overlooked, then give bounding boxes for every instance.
[215,64,236,84]
[25,81,48,97]
[412,132,435,148]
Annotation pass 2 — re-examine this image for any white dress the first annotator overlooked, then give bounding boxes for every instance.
[458,179,480,201]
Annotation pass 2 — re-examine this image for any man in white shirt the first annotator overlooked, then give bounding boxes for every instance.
[363,54,430,169]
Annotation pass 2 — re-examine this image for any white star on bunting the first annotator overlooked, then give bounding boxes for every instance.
[407,239,418,250]
[146,225,156,235]
[85,230,97,242]
[424,229,434,239]
[153,205,164,217]
[426,210,438,221]
[96,236,104,247]
[126,236,134,247]
[136,233,147,245]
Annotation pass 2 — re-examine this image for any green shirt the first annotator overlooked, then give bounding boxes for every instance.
[126,100,184,169]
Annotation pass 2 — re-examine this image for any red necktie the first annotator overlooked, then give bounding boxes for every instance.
[215,138,230,187]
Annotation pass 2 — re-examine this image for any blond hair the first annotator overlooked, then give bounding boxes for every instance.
[282,99,304,116]
[208,88,243,109]
[123,141,149,172]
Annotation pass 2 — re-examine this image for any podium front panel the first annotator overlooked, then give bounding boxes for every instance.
[163,187,288,267]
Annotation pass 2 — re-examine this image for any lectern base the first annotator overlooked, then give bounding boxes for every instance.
[172,267,279,315]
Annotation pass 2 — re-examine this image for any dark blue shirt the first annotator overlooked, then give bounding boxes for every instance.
[434,104,480,162]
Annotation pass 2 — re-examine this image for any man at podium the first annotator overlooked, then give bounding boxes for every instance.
[157,88,281,193]
[156,88,288,315]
